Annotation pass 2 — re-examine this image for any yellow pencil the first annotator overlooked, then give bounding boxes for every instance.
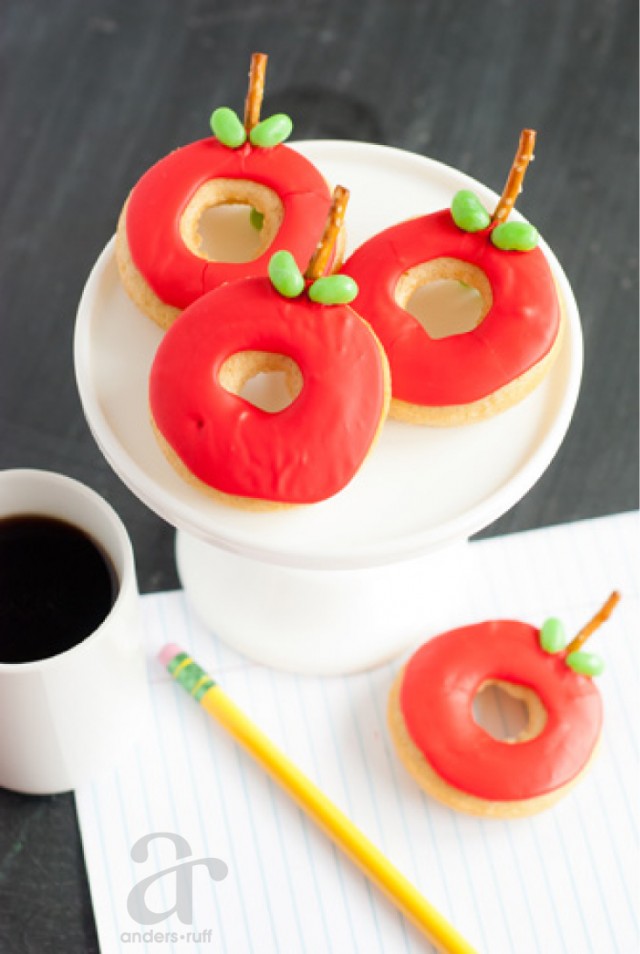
[159,644,478,954]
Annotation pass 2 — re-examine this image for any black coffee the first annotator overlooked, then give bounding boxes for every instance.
[0,514,118,663]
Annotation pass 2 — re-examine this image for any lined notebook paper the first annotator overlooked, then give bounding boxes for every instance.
[75,512,639,954]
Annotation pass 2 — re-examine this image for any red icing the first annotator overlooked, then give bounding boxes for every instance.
[341,210,561,406]
[126,138,333,310]
[149,278,387,504]
[400,621,602,801]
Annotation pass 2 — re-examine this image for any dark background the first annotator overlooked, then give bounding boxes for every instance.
[0,1,637,951]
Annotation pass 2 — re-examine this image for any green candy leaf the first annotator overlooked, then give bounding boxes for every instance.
[210,107,247,148]
[566,651,605,677]
[249,113,293,148]
[249,208,264,230]
[540,617,566,654]
[451,190,491,233]
[268,251,304,298]
[491,220,539,251]
[308,275,359,305]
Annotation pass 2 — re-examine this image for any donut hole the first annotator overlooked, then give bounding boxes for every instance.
[196,204,265,261]
[219,350,303,413]
[472,679,547,744]
[395,258,492,340]
[180,179,284,263]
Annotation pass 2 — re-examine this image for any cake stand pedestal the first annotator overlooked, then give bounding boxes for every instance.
[75,140,582,674]
[175,531,468,674]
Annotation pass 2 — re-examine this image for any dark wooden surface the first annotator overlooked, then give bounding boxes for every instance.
[0,1,637,951]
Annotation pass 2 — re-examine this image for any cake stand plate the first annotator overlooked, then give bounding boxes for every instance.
[74,140,582,673]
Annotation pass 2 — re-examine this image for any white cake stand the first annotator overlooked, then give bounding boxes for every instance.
[74,141,582,674]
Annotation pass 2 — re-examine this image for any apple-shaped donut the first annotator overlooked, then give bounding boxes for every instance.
[388,594,620,817]
[116,53,342,329]
[341,130,564,425]
[149,252,391,509]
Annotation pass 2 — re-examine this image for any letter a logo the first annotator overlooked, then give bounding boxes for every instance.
[127,832,228,925]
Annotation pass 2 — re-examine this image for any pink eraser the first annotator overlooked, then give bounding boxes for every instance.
[158,643,183,667]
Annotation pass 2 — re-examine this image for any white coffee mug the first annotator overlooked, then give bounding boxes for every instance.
[0,469,150,794]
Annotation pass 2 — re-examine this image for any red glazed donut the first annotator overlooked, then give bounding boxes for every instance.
[341,130,564,425]
[118,139,339,329]
[388,597,620,817]
[116,54,343,329]
[149,274,391,509]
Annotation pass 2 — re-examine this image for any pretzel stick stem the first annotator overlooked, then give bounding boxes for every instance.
[304,186,350,280]
[492,129,537,225]
[565,591,622,655]
[244,52,268,133]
